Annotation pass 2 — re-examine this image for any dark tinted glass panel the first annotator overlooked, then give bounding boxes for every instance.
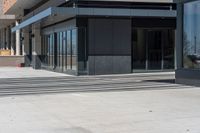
[49,35,54,68]
[147,30,162,70]
[163,30,175,69]
[132,29,146,70]
[41,35,48,66]
[132,29,174,71]
[78,28,87,73]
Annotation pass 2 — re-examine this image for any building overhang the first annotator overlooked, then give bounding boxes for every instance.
[0,15,16,29]
[4,0,43,15]
[75,0,174,3]
[12,7,177,32]
[0,19,15,29]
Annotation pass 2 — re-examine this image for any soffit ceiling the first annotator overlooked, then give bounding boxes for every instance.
[5,0,43,16]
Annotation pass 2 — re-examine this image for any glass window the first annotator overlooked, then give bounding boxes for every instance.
[72,29,77,71]
[147,30,162,70]
[163,30,175,69]
[67,30,72,70]
[42,29,78,72]
[63,31,67,72]
[56,32,63,70]
[57,33,60,68]
[132,29,147,70]
[49,34,55,69]
[41,35,48,66]
[78,28,88,73]
[48,35,52,68]
[184,1,200,69]
[60,32,63,69]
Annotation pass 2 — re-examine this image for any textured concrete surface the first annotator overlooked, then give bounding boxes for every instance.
[0,86,200,133]
[0,69,199,133]
[0,67,71,78]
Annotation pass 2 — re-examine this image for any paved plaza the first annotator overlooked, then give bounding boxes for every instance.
[0,67,71,79]
[0,68,199,133]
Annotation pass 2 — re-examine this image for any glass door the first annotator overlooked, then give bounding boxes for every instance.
[132,28,175,72]
[132,29,147,71]
[147,30,162,70]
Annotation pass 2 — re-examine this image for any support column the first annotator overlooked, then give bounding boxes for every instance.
[0,29,3,50]
[32,23,42,69]
[11,24,16,55]
[0,29,2,50]
[16,21,21,56]
[23,27,31,66]
[0,29,2,49]
[2,28,6,50]
[6,26,10,50]
[175,3,183,70]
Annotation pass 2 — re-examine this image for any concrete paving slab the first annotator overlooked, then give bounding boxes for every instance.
[0,67,72,79]
[0,71,199,133]
[0,87,200,133]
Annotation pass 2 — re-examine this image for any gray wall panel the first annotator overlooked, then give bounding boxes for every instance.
[113,56,132,74]
[113,19,131,55]
[88,56,95,75]
[88,18,132,75]
[94,56,114,75]
[94,19,113,55]
[176,69,200,86]
[88,19,95,55]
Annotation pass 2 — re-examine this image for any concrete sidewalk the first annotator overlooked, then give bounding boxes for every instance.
[0,67,175,79]
[0,67,199,133]
[0,67,71,79]
[0,86,200,133]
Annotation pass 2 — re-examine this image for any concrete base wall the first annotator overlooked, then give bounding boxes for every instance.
[32,55,41,69]
[176,78,200,87]
[176,69,200,87]
[88,56,132,75]
[0,56,24,67]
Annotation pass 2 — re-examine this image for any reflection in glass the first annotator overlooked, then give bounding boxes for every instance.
[60,32,63,69]
[184,1,200,69]
[67,30,71,70]
[41,28,78,73]
[132,29,174,71]
[57,33,60,68]
[72,29,77,71]
[49,34,54,68]
[63,31,67,72]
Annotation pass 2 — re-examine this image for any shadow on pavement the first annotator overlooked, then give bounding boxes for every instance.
[144,79,175,84]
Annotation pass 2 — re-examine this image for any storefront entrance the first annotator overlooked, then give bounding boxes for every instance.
[41,28,78,74]
[132,28,175,72]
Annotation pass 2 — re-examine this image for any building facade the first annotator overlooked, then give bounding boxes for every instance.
[175,0,200,86]
[0,0,26,67]
[3,0,177,75]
